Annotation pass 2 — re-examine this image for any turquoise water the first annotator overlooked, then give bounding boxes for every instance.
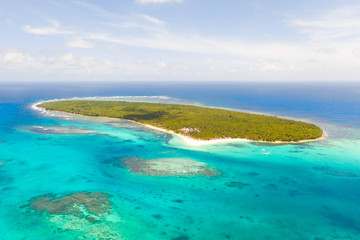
[1,84,360,240]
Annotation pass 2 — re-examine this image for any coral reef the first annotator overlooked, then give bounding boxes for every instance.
[27,125,97,135]
[122,157,219,177]
[313,167,358,177]
[28,192,111,222]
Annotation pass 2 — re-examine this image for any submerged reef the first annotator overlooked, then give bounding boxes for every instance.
[122,157,219,177]
[28,192,111,222]
[0,159,11,167]
[26,125,97,135]
[225,181,250,189]
[313,167,358,177]
[24,192,124,239]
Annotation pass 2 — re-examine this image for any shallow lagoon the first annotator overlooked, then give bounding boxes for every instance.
[1,93,360,240]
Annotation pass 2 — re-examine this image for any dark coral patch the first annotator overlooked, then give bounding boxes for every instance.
[263,183,278,190]
[172,235,190,240]
[313,167,358,177]
[28,192,111,221]
[225,181,250,189]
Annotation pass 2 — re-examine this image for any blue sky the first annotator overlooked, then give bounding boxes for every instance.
[1,0,360,82]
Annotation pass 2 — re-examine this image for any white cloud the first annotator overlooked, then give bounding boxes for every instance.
[157,61,167,68]
[79,56,95,66]
[0,49,116,74]
[2,48,32,64]
[138,14,165,25]
[23,20,74,36]
[66,39,95,48]
[135,0,182,4]
[107,43,123,51]
[73,1,124,20]
[88,31,304,60]
[5,18,15,27]
[261,63,283,72]
[5,2,360,81]
[316,48,337,54]
[226,67,238,73]
[289,5,360,41]
[58,53,74,62]
[352,48,360,57]
[0,48,38,72]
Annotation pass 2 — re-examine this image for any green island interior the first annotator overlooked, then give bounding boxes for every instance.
[39,100,323,142]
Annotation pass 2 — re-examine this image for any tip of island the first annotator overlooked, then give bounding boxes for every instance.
[35,100,324,145]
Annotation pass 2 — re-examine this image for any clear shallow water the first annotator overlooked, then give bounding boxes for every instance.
[0,82,360,240]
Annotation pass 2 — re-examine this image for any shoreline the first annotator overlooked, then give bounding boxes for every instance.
[138,122,326,146]
[31,100,326,146]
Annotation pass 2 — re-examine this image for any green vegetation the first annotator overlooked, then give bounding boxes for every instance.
[39,100,323,142]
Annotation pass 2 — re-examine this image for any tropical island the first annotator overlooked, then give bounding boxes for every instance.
[37,100,324,143]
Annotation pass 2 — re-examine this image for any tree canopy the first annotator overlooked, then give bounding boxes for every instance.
[39,100,323,142]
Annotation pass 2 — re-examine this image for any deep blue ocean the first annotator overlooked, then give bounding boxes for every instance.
[0,81,359,240]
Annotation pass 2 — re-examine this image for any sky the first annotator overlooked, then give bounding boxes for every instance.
[1,0,360,82]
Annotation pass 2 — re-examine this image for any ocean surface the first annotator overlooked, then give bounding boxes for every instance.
[0,81,359,240]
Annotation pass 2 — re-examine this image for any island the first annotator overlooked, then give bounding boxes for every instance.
[37,100,324,143]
